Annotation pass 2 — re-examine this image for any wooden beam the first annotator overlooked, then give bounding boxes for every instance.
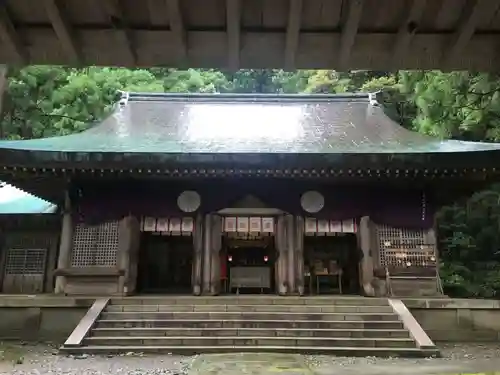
[226,0,241,71]
[284,0,303,71]
[392,0,427,68]
[0,6,27,64]
[338,0,363,71]
[166,0,187,61]
[443,0,500,67]
[44,0,82,65]
[103,0,136,65]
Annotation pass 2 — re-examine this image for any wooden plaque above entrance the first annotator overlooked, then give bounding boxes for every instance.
[140,217,194,235]
[305,218,357,235]
[223,217,275,233]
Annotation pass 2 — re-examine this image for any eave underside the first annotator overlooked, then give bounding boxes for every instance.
[0,0,499,70]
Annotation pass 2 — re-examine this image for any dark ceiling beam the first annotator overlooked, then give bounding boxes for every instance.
[44,0,82,65]
[284,0,303,71]
[103,0,137,65]
[166,0,187,62]
[338,0,364,71]
[391,0,427,68]
[226,0,241,70]
[443,0,500,68]
[0,5,27,64]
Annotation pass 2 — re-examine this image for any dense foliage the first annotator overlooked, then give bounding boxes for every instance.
[1,66,499,298]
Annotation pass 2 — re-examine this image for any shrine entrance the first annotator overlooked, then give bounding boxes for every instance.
[217,195,280,295]
[221,233,276,294]
[136,217,195,294]
[303,219,361,295]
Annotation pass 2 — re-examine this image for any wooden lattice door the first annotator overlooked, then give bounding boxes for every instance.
[2,248,47,293]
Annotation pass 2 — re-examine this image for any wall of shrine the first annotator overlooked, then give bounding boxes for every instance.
[0,218,59,294]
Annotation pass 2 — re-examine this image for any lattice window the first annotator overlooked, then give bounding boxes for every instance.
[5,248,47,275]
[376,225,436,268]
[71,221,119,267]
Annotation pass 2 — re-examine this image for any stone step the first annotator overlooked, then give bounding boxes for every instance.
[95,319,405,330]
[60,345,439,357]
[91,327,411,338]
[83,336,416,348]
[100,311,400,321]
[105,304,394,313]
[110,297,390,306]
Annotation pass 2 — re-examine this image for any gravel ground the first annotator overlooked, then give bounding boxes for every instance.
[309,343,500,375]
[0,343,499,375]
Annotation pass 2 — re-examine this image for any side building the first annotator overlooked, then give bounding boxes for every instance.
[0,92,499,297]
[0,183,58,293]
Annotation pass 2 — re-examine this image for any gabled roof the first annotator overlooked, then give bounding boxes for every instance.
[0,92,500,173]
[0,183,56,215]
[0,92,500,154]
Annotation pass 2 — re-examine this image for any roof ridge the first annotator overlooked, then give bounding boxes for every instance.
[124,91,374,103]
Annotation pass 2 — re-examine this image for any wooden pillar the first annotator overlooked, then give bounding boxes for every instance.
[358,216,375,297]
[54,192,73,294]
[117,215,140,296]
[123,216,140,295]
[201,214,212,294]
[275,215,287,295]
[192,213,203,296]
[209,215,223,295]
[295,216,305,296]
[285,214,295,295]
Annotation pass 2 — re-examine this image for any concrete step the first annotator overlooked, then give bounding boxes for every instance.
[82,336,417,348]
[91,327,411,338]
[105,304,394,313]
[110,297,391,306]
[95,319,405,330]
[60,345,439,357]
[100,311,400,321]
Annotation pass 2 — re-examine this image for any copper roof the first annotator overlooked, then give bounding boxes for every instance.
[0,92,500,170]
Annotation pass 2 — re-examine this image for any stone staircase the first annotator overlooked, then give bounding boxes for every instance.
[60,296,440,357]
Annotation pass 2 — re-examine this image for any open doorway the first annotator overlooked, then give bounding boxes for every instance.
[304,234,360,295]
[220,234,275,294]
[137,233,193,294]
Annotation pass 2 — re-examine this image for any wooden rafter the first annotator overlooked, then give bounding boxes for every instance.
[166,0,187,61]
[104,0,136,65]
[338,0,363,71]
[0,5,27,64]
[44,0,82,65]
[444,0,500,67]
[392,0,427,68]
[284,0,302,71]
[226,0,241,70]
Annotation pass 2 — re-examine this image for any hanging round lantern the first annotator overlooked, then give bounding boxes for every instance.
[177,190,201,212]
[300,191,325,213]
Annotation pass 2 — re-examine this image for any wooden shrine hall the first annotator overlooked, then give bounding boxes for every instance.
[1,92,500,297]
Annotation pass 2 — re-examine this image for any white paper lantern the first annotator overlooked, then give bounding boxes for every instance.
[300,191,324,213]
[177,190,201,212]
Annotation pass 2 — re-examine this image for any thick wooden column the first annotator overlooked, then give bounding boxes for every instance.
[295,216,305,296]
[285,214,296,295]
[201,214,212,294]
[191,213,203,296]
[209,215,223,295]
[54,192,73,294]
[358,216,375,297]
[117,215,140,296]
[275,215,288,295]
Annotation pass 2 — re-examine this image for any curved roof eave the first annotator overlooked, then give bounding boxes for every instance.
[0,92,499,169]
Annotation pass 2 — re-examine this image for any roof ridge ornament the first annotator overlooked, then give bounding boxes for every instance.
[117,91,130,108]
[368,91,381,107]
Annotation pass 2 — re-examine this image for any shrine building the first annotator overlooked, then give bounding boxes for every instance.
[1,92,500,297]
